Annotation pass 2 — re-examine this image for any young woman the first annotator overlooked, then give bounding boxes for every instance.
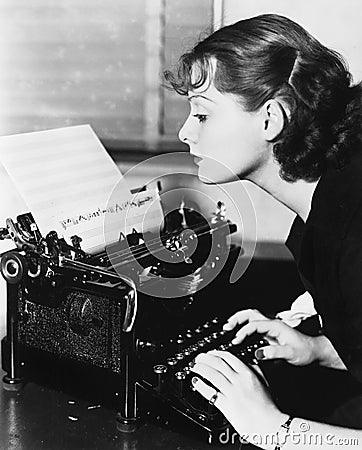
[165,14,362,449]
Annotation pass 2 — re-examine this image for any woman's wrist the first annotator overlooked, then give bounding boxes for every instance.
[309,335,325,364]
[245,410,290,450]
[311,335,346,369]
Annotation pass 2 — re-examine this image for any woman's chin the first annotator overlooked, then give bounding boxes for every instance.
[196,166,217,184]
[197,166,237,185]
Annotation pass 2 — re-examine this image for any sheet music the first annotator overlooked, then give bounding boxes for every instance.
[103,186,164,247]
[0,124,132,253]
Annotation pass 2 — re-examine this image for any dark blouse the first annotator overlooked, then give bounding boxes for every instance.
[285,152,362,426]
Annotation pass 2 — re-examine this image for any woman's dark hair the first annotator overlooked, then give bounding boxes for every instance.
[165,14,362,182]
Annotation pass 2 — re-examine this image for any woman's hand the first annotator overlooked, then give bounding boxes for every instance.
[224,309,318,366]
[190,350,288,446]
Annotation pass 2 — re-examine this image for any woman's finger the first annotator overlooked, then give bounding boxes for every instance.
[206,349,250,374]
[223,309,267,330]
[255,345,294,362]
[191,376,224,408]
[190,361,231,392]
[232,319,282,344]
[195,351,237,382]
[206,350,271,389]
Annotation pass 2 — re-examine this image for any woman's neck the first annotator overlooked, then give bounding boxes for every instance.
[248,161,319,222]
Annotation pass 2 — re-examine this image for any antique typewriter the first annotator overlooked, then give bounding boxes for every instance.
[0,201,269,442]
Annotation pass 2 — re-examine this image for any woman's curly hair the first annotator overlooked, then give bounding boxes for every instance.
[164,14,362,182]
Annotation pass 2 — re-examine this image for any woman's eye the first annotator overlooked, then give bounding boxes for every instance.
[193,114,207,123]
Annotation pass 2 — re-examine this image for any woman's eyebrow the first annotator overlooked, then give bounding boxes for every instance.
[188,94,216,103]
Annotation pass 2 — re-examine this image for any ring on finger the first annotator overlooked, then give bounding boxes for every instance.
[208,390,219,406]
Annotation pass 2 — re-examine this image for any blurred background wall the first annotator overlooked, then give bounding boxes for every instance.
[1,0,362,333]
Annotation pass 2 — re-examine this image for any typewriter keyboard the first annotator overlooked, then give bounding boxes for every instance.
[137,316,268,430]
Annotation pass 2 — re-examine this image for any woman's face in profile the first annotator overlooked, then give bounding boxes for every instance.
[178,78,271,185]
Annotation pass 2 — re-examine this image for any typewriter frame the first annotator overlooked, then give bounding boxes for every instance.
[0,202,238,439]
[0,241,140,432]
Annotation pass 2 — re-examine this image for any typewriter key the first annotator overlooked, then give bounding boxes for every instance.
[175,371,186,395]
[167,358,178,366]
[153,365,168,391]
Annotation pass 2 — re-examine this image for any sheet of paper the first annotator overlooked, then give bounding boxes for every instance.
[0,162,29,253]
[0,124,132,254]
[103,186,164,247]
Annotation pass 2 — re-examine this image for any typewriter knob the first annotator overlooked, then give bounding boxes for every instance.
[0,252,27,284]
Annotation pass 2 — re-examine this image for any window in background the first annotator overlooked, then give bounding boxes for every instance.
[0,0,213,152]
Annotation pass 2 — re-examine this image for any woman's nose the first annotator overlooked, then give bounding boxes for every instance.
[178,116,196,145]
[178,120,188,143]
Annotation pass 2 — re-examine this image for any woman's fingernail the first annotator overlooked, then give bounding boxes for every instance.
[191,376,199,385]
[255,348,265,360]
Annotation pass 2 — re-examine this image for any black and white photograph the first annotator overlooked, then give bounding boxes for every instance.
[1,1,362,449]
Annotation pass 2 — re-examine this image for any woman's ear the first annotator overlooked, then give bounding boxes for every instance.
[261,99,289,141]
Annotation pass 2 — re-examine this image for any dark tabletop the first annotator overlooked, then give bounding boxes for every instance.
[0,368,246,450]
